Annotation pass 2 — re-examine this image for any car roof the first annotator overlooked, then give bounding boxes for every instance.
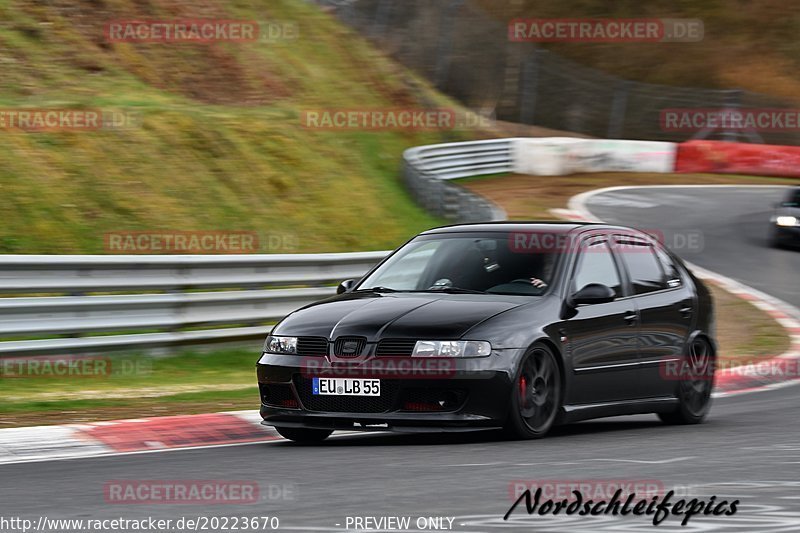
[421,221,633,235]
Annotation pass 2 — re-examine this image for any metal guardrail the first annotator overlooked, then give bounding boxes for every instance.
[1,138,509,356]
[403,139,509,222]
[0,252,389,356]
[0,252,388,293]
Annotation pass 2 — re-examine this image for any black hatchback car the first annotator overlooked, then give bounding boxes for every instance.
[257,222,715,442]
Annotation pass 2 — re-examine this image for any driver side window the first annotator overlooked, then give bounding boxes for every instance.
[572,239,623,297]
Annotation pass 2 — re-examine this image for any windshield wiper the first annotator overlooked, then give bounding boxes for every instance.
[422,286,486,294]
[354,286,400,293]
[356,286,486,294]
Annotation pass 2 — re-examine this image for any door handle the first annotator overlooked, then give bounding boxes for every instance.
[679,306,693,318]
[624,312,637,325]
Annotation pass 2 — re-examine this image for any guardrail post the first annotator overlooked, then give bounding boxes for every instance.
[371,0,393,38]
[434,0,466,88]
[607,80,631,139]
[519,49,542,125]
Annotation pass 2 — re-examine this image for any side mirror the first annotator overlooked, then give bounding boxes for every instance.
[570,283,615,306]
[337,279,356,294]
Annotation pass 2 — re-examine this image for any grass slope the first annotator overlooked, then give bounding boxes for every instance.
[0,0,480,253]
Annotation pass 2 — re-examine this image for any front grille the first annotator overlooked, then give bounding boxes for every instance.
[293,376,399,413]
[375,339,417,357]
[260,383,299,409]
[297,336,329,357]
[333,336,367,358]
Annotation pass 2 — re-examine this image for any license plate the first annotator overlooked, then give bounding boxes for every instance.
[312,377,380,396]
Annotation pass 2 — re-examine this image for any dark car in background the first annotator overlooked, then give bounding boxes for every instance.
[770,187,800,248]
[257,222,716,442]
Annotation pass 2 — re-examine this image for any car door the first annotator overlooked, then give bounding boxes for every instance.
[613,235,693,399]
[561,234,641,405]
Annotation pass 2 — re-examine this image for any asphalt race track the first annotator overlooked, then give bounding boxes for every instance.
[2,186,800,533]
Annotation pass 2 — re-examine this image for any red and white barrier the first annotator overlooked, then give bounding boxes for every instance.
[0,411,280,465]
[513,137,800,178]
[675,140,800,177]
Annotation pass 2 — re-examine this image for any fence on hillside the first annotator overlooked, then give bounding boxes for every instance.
[317,0,800,146]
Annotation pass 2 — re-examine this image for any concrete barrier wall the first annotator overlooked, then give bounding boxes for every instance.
[512,138,677,175]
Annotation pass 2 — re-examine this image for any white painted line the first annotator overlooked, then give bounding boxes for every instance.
[442,462,505,467]
[588,456,696,464]
[0,437,286,467]
[0,425,111,465]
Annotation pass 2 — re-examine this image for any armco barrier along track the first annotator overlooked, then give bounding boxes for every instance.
[0,253,387,356]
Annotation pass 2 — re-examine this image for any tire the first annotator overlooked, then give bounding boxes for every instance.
[659,337,714,425]
[275,427,333,443]
[504,344,562,439]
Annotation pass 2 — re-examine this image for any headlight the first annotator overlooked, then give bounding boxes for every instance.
[264,335,298,355]
[412,340,491,357]
[776,215,798,227]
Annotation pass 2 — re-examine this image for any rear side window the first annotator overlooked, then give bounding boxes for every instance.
[615,239,667,295]
[572,238,623,297]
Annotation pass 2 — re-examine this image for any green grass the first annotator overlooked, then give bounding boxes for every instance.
[0,0,486,254]
[0,347,260,423]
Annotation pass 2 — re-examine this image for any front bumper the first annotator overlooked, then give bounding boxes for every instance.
[256,353,514,432]
[773,224,800,245]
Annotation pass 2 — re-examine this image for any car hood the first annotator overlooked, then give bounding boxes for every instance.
[776,206,800,216]
[272,293,532,340]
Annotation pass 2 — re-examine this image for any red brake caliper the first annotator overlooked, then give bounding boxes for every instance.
[519,375,527,405]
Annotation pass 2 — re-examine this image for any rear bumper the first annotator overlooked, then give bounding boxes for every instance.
[256,353,514,432]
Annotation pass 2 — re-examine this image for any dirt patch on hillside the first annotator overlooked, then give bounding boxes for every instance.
[22,0,291,105]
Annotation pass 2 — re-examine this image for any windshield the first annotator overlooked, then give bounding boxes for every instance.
[358,233,561,296]
[783,189,800,207]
